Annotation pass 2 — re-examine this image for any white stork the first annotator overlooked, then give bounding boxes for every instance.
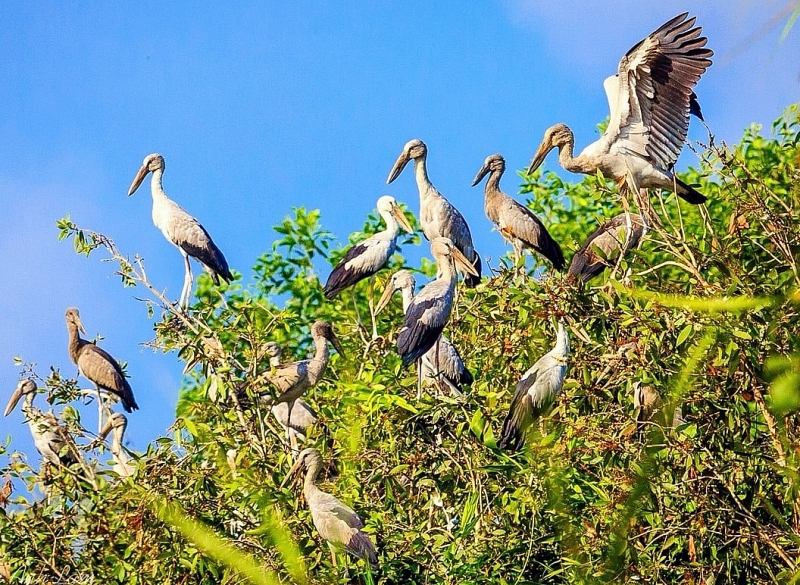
[4,379,78,468]
[281,448,378,571]
[396,238,478,369]
[376,270,473,399]
[96,412,135,477]
[527,13,712,205]
[323,195,413,338]
[128,153,233,309]
[262,321,341,449]
[568,213,645,283]
[65,308,138,432]
[499,320,569,452]
[472,154,565,269]
[387,139,482,286]
[264,341,319,444]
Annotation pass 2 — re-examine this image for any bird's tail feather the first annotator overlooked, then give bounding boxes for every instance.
[675,179,707,204]
[498,415,524,452]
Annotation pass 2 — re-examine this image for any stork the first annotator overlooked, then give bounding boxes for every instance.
[262,321,341,450]
[281,448,378,571]
[499,321,569,452]
[128,153,233,309]
[323,195,414,338]
[568,213,645,283]
[96,412,135,477]
[4,379,78,469]
[527,13,712,206]
[376,270,473,399]
[396,238,478,369]
[472,154,565,270]
[65,308,138,432]
[387,139,482,286]
[264,341,319,444]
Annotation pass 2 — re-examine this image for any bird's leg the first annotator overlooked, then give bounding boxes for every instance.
[328,542,338,569]
[417,359,423,401]
[350,289,367,341]
[285,400,298,454]
[368,276,378,340]
[180,251,194,309]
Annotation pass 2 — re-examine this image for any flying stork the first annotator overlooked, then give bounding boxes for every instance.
[527,13,713,205]
[387,139,482,286]
[472,154,565,269]
[568,213,645,283]
[65,308,138,432]
[4,379,78,468]
[499,320,569,452]
[376,269,473,399]
[262,321,341,450]
[323,195,414,338]
[281,448,379,571]
[96,412,135,477]
[128,153,233,309]
[396,238,478,369]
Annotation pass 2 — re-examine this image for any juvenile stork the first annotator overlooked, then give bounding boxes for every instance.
[472,154,565,269]
[65,308,138,430]
[527,13,713,205]
[499,321,569,452]
[387,139,482,286]
[323,195,413,338]
[568,213,645,283]
[281,448,379,571]
[96,412,135,477]
[263,321,341,449]
[377,270,473,399]
[396,238,478,369]
[265,342,319,444]
[4,379,78,468]
[128,153,233,309]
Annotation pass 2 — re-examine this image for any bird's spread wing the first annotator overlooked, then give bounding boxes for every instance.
[604,13,713,171]
[323,235,393,298]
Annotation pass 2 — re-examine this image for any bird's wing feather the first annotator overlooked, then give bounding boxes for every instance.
[605,13,713,171]
[500,200,564,268]
[166,207,232,281]
[323,236,394,298]
[426,336,472,386]
[397,284,452,366]
[266,360,309,393]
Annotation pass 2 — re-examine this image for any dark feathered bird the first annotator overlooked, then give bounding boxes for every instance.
[528,13,713,205]
[128,153,233,308]
[472,154,565,269]
[396,238,478,367]
[568,213,645,282]
[387,139,482,286]
[65,308,138,414]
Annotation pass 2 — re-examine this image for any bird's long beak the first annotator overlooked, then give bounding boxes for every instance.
[280,458,304,489]
[4,384,24,417]
[387,152,411,184]
[471,163,490,187]
[391,203,414,233]
[375,281,397,314]
[329,332,344,358]
[452,248,479,277]
[97,418,115,441]
[127,165,150,196]
[527,138,554,175]
[75,314,87,335]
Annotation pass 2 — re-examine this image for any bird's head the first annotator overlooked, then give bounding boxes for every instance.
[527,124,573,175]
[128,153,165,196]
[471,153,506,187]
[431,237,479,278]
[98,412,128,441]
[311,321,344,356]
[280,447,323,488]
[376,195,414,233]
[387,139,427,184]
[376,269,416,313]
[65,307,86,335]
[4,379,37,417]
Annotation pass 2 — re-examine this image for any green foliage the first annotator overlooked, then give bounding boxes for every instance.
[3,105,800,584]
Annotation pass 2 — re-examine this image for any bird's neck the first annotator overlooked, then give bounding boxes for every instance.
[412,157,436,200]
[22,393,36,419]
[149,168,169,202]
[67,324,84,365]
[552,327,570,358]
[557,136,591,174]
[483,172,505,213]
[378,210,400,238]
[307,337,330,382]
[437,259,458,289]
[303,461,323,494]
[400,286,414,313]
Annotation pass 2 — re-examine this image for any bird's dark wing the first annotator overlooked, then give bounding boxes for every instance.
[77,344,138,412]
[428,336,473,387]
[498,367,539,452]
[167,206,232,283]
[501,200,565,269]
[323,236,393,299]
[397,291,451,367]
[605,13,713,171]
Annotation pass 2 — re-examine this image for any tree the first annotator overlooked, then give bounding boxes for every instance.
[1,105,800,584]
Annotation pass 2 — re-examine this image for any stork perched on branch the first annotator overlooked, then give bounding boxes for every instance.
[128,153,233,309]
[387,139,482,286]
[264,342,319,444]
[568,213,645,283]
[96,412,135,477]
[527,13,713,205]
[472,154,564,269]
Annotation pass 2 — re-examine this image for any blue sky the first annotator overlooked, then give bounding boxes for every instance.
[1,2,798,466]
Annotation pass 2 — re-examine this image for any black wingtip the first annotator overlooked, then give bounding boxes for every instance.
[498,417,524,452]
[463,253,482,287]
[675,179,707,204]
[689,91,704,121]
